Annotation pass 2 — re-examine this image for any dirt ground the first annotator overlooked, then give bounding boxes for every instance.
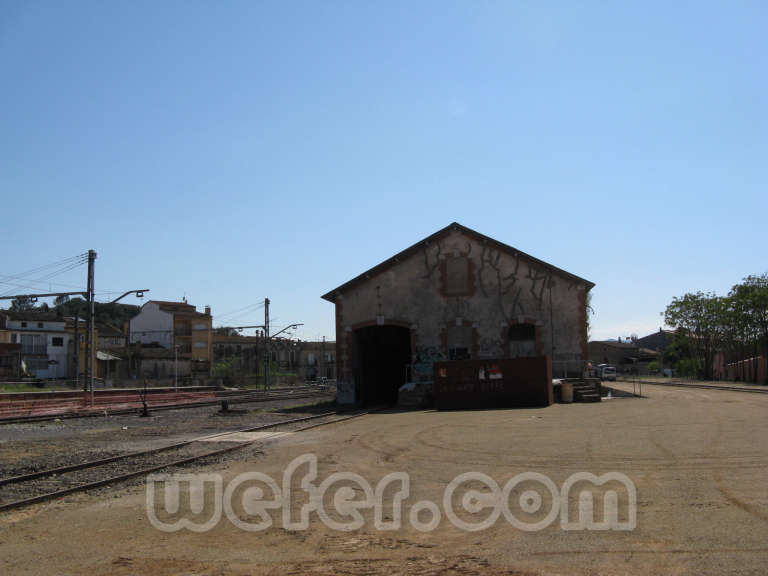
[1,384,767,575]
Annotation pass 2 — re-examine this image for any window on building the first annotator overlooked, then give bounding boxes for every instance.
[11,333,17,343]
[508,323,537,358]
[51,337,64,347]
[21,322,27,328]
[194,342,207,348]
[37,322,44,328]
[446,324,473,360]
[20,334,45,354]
[444,257,471,295]
[307,352,315,365]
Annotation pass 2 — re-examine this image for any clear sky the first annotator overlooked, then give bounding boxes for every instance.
[1,1,766,342]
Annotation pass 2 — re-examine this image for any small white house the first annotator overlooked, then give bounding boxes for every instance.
[129,301,174,348]
[0,311,72,379]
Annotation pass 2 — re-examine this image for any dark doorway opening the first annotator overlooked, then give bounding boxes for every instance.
[354,325,411,406]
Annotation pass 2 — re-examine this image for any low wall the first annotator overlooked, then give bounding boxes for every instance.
[433,356,553,410]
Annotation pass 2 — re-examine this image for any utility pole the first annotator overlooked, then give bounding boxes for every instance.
[321,336,325,380]
[209,298,298,392]
[87,250,96,405]
[73,306,79,390]
[263,298,270,390]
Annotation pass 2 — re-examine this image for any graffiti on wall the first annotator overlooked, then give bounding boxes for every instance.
[413,346,446,377]
[336,380,355,404]
[478,336,503,358]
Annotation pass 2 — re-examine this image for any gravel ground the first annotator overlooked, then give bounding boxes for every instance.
[0,391,336,476]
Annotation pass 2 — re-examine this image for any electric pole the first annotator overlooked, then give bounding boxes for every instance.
[264,298,270,390]
[73,306,79,390]
[87,250,96,405]
[321,336,325,380]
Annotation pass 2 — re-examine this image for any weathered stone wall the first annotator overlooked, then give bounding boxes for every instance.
[332,228,591,399]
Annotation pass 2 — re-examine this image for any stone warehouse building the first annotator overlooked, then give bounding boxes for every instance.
[322,222,594,405]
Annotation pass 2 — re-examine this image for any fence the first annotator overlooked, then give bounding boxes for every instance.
[717,355,767,384]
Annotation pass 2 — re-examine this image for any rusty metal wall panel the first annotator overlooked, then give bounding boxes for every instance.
[433,356,553,409]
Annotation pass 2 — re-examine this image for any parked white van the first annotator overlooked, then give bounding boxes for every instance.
[601,366,617,381]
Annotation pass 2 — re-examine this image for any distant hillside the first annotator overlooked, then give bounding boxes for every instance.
[1,297,141,331]
[56,297,140,329]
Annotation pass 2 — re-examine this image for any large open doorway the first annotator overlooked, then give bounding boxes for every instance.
[354,325,411,406]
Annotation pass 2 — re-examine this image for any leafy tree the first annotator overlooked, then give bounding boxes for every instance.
[729,274,768,356]
[54,295,70,307]
[212,360,235,385]
[664,292,724,379]
[663,273,768,382]
[215,326,241,337]
[10,296,34,311]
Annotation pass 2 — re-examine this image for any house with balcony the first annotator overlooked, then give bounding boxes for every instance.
[0,328,22,380]
[0,311,73,379]
[128,300,212,376]
[297,340,335,381]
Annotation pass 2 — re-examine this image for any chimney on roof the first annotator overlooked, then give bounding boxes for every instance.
[205,306,211,316]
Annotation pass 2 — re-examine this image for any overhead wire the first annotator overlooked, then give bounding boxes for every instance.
[215,301,266,322]
[0,254,88,298]
[0,254,89,297]
[0,253,86,283]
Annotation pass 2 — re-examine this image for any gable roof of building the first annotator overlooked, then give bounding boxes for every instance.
[589,340,638,349]
[149,300,196,312]
[322,222,595,302]
[143,300,208,317]
[96,323,125,338]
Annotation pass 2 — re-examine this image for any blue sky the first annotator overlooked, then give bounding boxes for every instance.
[1,1,766,342]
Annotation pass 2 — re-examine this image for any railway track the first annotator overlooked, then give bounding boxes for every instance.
[619,378,768,394]
[0,408,369,513]
[0,386,334,424]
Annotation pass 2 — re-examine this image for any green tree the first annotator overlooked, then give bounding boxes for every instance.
[53,295,70,307]
[664,292,726,379]
[10,296,34,311]
[729,274,768,357]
